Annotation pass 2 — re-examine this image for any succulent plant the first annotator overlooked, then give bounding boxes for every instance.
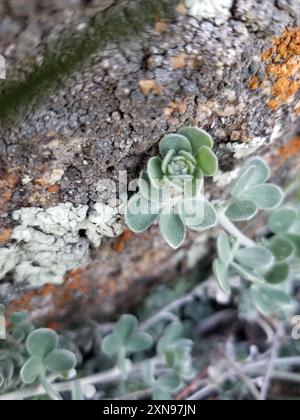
[126,127,218,249]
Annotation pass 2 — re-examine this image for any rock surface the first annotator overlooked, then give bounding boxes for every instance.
[0,0,299,324]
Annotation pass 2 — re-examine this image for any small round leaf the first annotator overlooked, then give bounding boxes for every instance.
[159,213,186,249]
[156,372,181,391]
[115,315,138,342]
[196,146,218,176]
[26,329,58,358]
[235,246,273,269]
[126,333,153,353]
[44,349,76,373]
[213,259,230,295]
[240,158,270,187]
[225,200,257,221]
[268,208,297,234]
[178,127,213,154]
[102,333,123,356]
[125,194,160,233]
[217,232,232,264]
[269,237,294,262]
[265,263,289,285]
[148,157,164,189]
[20,356,43,384]
[241,184,283,210]
[159,134,192,157]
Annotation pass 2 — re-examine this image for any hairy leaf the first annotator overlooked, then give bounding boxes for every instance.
[196,146,218,176]
[231,165,256,197]
[26,329,58,358]
[115,315,138,342]
[20,356,43,385]
[241,184,283,210]
[213,259,230,295]
[217,232,232,264]
[225,200,257,221]
[159,213,186,249]
[125,194,160,233]
[268,208,297,234]
[159,134,192,157]
[269,237,294,262]
[240,158,270,187]
[101,333,123,356]
[44,350,76,373]
[126,333,153,353]
[178,127,213,154]
[265,263,289,285]
[148,157,164,189]
[235,246,273,269]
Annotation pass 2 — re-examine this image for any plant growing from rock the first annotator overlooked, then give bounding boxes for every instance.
[126,127,218,248]
[125,128,300,319]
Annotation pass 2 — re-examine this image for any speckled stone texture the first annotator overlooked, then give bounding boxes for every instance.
[0,0,299,324]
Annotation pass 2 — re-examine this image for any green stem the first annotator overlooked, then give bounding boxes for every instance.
[217,211,255,248]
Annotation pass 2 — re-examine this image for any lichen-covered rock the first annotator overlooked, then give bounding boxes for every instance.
[0,0,299,324]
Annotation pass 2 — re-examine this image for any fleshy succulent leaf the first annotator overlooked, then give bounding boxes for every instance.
[268,237,295,262]
[240,184,284,210]
[20,356,43,385]
[213,259,230,295]
[268,208,297,234]
[225,200,258,221]
[196,146,218,176]
[26,329,58,358]
[239,158,270,187]
[178,127,214,155]
[159,213,186,249]
[217,232,232,264]
[231,166,256,197]
[126,194,160,233]
[159,134,192,157]
[44,350,77,373]
[115,315,138,342]
[148,157,164,189]
[265,263,289,285]
[235,246,273,269]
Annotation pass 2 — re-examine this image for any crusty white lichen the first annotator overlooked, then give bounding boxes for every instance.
[226,137,267,159]
[186,0,233,24]
[0,202,123,287]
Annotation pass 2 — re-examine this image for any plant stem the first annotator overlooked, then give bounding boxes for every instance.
[259,323,283,400]
[217,212,256,248]
[40,374,63,401]
[0,358,160,401]
[139,279,211,331]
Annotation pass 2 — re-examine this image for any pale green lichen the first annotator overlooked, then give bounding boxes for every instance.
[186,0,233,24]
[0,202,123,287]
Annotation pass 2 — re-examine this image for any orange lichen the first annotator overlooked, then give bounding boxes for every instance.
[113,229,133,253]
[138,79,162,96]
[0,170,20,213]
[248,75,261,90]
[0,228,12,245]
[47,184,60,194]
[8,268,89,317]
[250,27,300,111]
[171,53,187,69]
[278,136,300,159]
